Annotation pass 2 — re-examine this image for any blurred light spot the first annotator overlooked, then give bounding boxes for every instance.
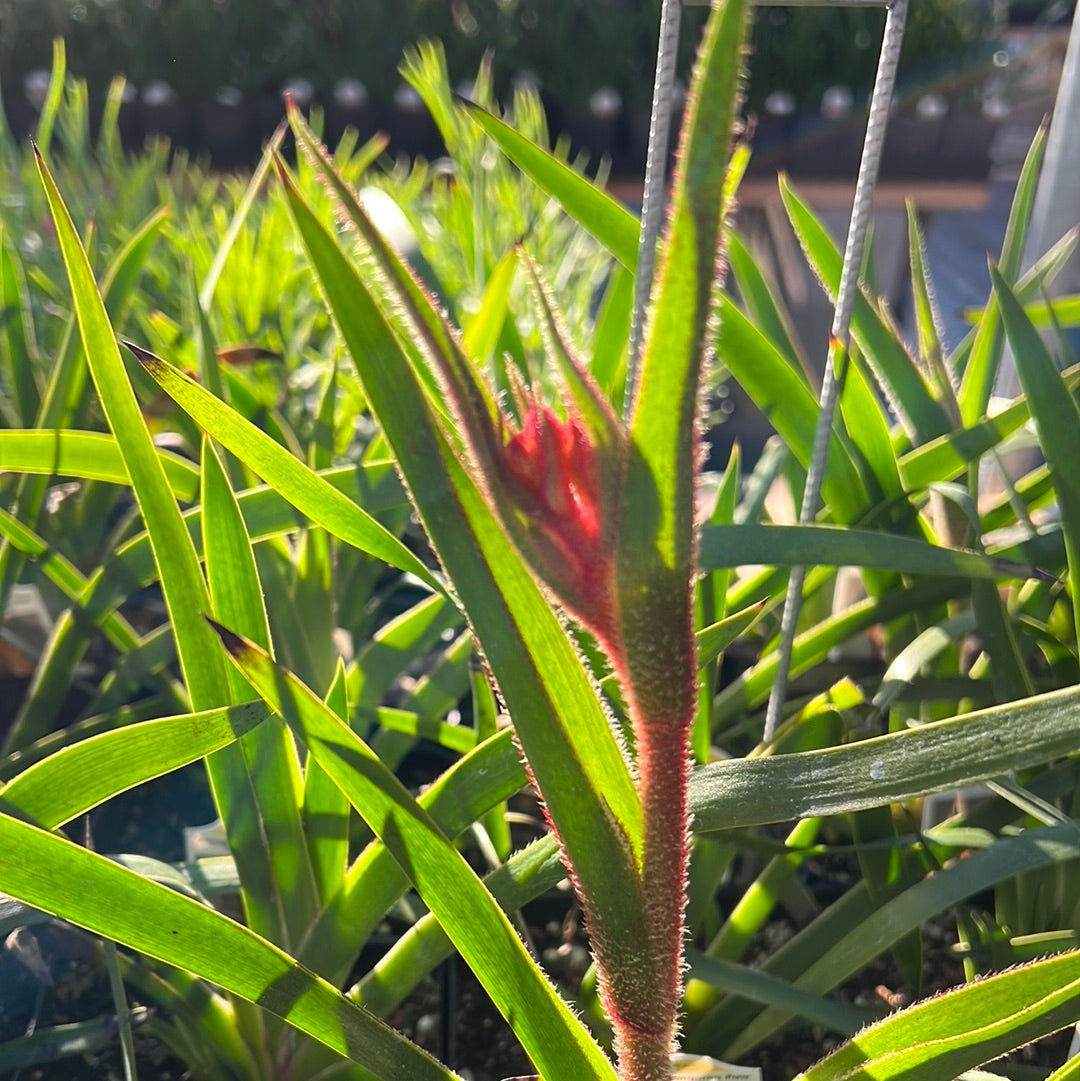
[589,87,622,120]
[394,84,425,113]
[216,86,243,108]
[24,71,50,107]
[281,77,314,107]
[821,85,853,120]
[334,78,368,108]
[764,90,795,117]
[915,93,947,120]
[142,80,176,107]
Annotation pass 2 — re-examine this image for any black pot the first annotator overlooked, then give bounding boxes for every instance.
[881,113,948,181]
[141,82,192,150]
[787,113,866,180]
[743,110,798,178]
[325,78,378,149]
[934,111,997,181]
[197,90,254,168]
[387,83,442,160]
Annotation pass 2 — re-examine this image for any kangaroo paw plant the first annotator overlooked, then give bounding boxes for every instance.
[261,2,748,1076]
[9,2,1080,1081]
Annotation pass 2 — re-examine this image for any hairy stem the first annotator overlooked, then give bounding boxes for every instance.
[605,590,697,1081]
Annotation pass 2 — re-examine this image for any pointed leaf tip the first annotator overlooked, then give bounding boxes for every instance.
[123,340,163,372]
[202,614,249,657]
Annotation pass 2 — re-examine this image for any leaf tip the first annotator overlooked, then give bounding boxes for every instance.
[203,614,250,658]
[122,340,162,372]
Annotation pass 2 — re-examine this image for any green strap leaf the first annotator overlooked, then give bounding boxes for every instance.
[0,812,461,1081]
[208,620,619,1081]
[0,702,268,829]
[354,833,567,1018]
[699,522,1040,579]
[461,100,640,269]
[304,660,352,904]
[298,727,527,984]
[780,176,952,443]
[202,438,319,948]
[692,683,1080,831]
[991,263,1080,633]
[798,950,1080,1081]
[959,122,1048,424]
[130,344,441,594]
[0,429,200,501]
[686,950,866,1039]
[34,145,226,711]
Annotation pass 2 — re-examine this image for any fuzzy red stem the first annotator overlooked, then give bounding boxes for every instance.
[602,602,697,1081]
[621,720,692,1081]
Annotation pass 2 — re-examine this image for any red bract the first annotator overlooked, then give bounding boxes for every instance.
[497,404,620,648]
[503,406,601,547]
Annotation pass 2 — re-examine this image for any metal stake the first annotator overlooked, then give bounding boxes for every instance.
[763,0,910,740]
[626,0,683,418]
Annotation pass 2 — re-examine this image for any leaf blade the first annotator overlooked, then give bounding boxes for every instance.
[210,621,619,1081]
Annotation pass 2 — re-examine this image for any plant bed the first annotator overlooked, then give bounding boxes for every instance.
[4,10,1080,1081]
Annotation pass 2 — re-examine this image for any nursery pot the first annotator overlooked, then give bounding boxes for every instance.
[141,81,192,150]
[197,88,254,168]
[325,77,377,148]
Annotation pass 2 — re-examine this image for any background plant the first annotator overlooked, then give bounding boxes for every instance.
[0,0,996,122]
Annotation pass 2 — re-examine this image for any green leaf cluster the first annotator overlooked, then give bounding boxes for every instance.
[3,6,1080,1081]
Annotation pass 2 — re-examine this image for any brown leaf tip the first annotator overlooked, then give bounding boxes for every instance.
[203,615,249,657]
[122,340,163,372]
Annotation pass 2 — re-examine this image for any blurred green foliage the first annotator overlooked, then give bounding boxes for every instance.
[0,0,995,115]
[748,0,992,112]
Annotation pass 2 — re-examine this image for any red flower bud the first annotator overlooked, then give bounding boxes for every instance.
[497,404,619,648]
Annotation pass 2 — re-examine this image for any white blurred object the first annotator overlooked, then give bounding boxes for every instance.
[215,86,243,108]
[589,87,623,120]
[393,83,425,114]
[763,89,795,117]
[24,70,50,108]
[142,80,176,108]
[915,92,948,120]
[821,85,853,120]
[671,1054,762,1080]
[281,77,314,108]
[184,818,230,861]
[0,585,52,678]
[334,77,368,109]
